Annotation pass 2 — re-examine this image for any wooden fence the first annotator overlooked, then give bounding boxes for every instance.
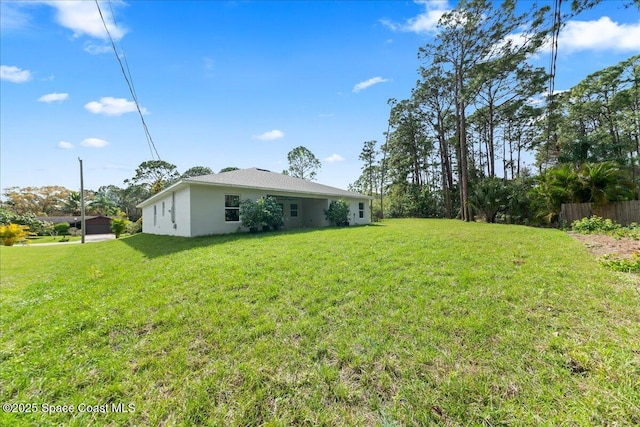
[560,200,640,226]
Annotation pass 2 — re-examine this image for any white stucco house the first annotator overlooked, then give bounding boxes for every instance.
[137,168,373,237]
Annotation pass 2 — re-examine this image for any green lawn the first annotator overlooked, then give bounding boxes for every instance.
[1,219,638,426]
[23,235,82,244]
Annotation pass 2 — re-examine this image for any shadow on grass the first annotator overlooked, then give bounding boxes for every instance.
[119,223,385,258]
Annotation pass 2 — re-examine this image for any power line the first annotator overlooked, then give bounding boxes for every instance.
[545,0,562,168]
[95,0,161,161]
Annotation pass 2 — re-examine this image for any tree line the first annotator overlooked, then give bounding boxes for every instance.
[350,0,639,225]
[1,146,323,222]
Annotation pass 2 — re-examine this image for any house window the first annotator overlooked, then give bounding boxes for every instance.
[162,201,165,216]
[359,202,365,219]
[154,205,157,226]
[290,203,298,217]
[225,195,240,222]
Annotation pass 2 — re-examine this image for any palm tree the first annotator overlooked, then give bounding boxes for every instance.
[90,193,118,216]
[577,162,634,206]
[63,191,82,216]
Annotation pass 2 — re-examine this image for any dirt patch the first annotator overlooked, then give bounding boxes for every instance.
[569,233,639,259]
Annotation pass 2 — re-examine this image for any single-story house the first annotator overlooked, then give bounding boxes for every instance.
[137,168,373,237]
[36,216,113,234]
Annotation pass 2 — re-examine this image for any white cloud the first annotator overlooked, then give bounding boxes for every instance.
[38,92,69,103]
[45,0,127,41]
[81,138,109,148]
[0,2,31,31]
[57,141,73,150]
[85,97,146,116]
[0,65,32,83]
[558,16,640,53]
[325,154,345,163]
[381,0,450,34]
[254,129,285,141]
[83,41,112,55]
[353,76,389,93]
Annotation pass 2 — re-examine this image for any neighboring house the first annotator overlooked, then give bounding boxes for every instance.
[36,216,113,235]
[137,168,373,237]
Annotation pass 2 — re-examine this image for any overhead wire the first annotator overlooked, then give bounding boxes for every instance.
[545,0,562,168]
[95,0,161,161]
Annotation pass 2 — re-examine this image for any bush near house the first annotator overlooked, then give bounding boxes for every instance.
[127,217,143,235]
[240,196,284,232]
[325,199,350,226]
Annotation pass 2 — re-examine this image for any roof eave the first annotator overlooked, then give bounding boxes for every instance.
[186,180,373,199]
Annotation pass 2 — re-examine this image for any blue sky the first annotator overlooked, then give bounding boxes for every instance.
[1,0,639,192]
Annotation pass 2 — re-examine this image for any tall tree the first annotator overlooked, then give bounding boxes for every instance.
[181,166,213,179]
[125,160,180,195]
[287,146,321,180]
[2,186,71,215]
[90,191,119,216]
[420,0,550,220]
[219,167,240,173]
[359,140,378,197]
[415,66,457,217]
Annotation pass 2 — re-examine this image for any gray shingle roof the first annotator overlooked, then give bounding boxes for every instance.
[184,168,371,199]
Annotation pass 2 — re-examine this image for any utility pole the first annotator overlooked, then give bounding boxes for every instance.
[79,158,86,244]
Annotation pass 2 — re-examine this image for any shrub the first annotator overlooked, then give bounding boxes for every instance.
[571,216,621,234]
[110,217,130,238]
[469,177,510,223]
[325,199,350,226]
[601,252,640,273]
[240,199,263,232]
[0,223,29,246]
[127,217,142,234]
[260,196,284,231]
[0,210,52,235]
[54,222,71,236]
[240,196,284,232]
[0,209,16,226]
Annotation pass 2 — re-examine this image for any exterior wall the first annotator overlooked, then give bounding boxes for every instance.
[346,199,369,226]
[189,185,264,236]
[277,198,304,229]
[143,184,371,237]
[142,187,191,236]
[324,198,370,226]
[304,198,331,227]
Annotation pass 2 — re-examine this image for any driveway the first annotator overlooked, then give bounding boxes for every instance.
[18,234,117,246]
[84,234,116,243]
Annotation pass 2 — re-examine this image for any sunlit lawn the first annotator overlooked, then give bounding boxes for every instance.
[23,235,82,244]
[1,219,638,426]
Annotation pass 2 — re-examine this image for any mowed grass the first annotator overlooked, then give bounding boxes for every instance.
[1,219,638,426]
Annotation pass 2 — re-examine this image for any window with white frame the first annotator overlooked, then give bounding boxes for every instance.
[162,201,165,216]
[359,202,365,219]
[154,205,157,225]
[290,203,298,217]
[225,195,240,222]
